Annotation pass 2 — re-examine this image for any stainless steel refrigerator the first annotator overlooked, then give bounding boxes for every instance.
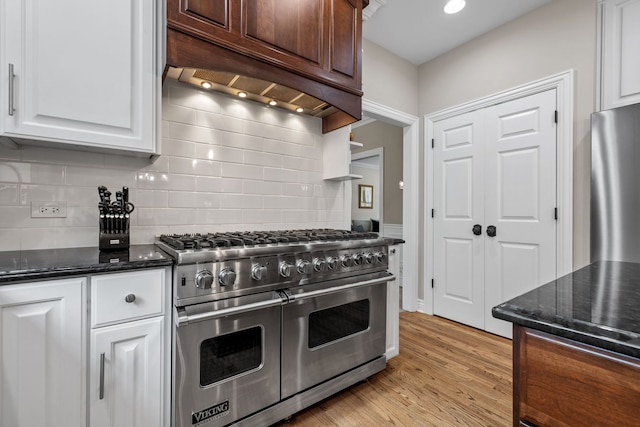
[591,102,640,262]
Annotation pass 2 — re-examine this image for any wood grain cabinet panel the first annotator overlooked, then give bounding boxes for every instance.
[331,0,358,78]
[167,0,363,133]
[184,0,229,28]
[513,325,640,427]
[244,0,322,65]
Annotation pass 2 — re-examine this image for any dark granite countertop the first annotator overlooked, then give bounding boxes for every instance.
[0,245,173,285]
[492,261,640,358]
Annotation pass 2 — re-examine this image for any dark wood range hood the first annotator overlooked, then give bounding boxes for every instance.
[164,0,367,134]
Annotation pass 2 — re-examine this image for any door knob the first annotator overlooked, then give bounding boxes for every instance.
[472,224,482,236]
[487,225,497,237]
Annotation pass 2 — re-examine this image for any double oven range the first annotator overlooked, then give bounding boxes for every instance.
[156,229,395,427]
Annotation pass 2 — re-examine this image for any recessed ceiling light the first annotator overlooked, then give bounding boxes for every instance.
[201,81,212,89]
[444,0,466,14]
[238,91,248,98]
[296,107,304,113]
[269,100,277,106]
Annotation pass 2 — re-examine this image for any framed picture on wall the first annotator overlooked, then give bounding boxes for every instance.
[358,184,373,209]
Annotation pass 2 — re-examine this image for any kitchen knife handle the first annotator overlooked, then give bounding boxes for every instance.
[8,63,15,116]
[99,352,105,400]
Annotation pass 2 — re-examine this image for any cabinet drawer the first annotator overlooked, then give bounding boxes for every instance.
[91,269,165,327]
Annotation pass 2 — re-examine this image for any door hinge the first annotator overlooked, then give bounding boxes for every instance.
[431,209,435,218]
[554,110,558,123]
[431,279,434,288]
[554,207,558,220]
[432,138,435,149]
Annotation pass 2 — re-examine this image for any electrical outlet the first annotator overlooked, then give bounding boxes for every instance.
[31,201,67,218]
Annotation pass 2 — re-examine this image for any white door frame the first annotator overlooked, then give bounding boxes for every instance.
[362,98,419,312]
[351,148,385,233]
[423,70,574,315]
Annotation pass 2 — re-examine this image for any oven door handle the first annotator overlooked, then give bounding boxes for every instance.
[176,295,286,326]
[287,273,395,302]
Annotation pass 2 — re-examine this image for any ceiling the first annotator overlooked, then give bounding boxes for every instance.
[362,0,553,66]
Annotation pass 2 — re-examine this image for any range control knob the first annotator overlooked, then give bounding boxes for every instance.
[374,251,387,264]
[352,253,364,266]
[364,252,374,264]
[279,261,294,278]
[251,263,268,281]
[340,254,352,268]
[218,268,236,287]
[326,257,338,270]
[313,257,327,272]
[296,259,313,275]
[195,270,214,289]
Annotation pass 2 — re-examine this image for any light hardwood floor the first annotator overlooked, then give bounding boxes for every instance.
[278,311,512,426]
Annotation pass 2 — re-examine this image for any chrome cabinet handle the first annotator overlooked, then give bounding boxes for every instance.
[124,293,136,303]
[8,64,15,116]
[99,353,105,400]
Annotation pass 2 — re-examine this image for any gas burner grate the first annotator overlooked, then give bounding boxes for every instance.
[158,229,379,250]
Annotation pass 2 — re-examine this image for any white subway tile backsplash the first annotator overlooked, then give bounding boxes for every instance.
[137,172,196,192]
[242,180,282,195]
[220,163,263,180]
[0,184,19,205]
[162,138,197,158]
[220,194,263,209]
[194,144,244,163]
[197,110,245,134]
[168,191,220,209]
[243,150,281,168]
[169,157,221,176]
[0,82,347,251]
[138,208,195,226]
[66,166,135,188]
[242,209,281,224]
[263,167,299,183]
[134,189,169,208]
[263,139,301,157]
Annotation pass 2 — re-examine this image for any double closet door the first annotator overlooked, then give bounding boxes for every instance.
[432,89,557,338]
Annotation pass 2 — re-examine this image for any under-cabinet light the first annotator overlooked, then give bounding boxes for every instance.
[238,91,248,98]
[269,100,278,106]
[201,81,212,89]
[296,107,304,113]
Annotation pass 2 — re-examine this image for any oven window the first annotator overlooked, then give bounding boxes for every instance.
[200,326,262,386]
[308,299,370,349]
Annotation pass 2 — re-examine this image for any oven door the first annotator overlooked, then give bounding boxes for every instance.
[174,291,284,427]
[281,272,391,398]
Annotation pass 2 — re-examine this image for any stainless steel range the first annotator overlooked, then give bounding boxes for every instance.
[156,229,395,427]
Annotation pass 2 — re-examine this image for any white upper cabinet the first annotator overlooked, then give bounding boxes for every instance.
[0,0,159,154]
[599,0,640,110]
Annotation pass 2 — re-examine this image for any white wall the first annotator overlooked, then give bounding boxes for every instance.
[362,39,419,117]
[418,0,597,269]
[0,79,347,251]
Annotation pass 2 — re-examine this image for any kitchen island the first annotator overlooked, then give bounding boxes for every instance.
[492,261,640,427]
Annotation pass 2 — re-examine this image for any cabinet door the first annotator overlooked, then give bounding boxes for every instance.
[1,0,157,153]
[600,0,640,109]
[0,278,85,427]
[90,317,164,427]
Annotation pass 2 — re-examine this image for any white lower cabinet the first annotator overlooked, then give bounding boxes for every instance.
[88,268,169,427]
[89,317,164,427]
[0,278,86,427]
[386,244,400,359]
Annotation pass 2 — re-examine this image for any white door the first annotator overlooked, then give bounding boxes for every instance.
[0,278,85,427]
[432,89,557,337]
[483,90,557,337]
[90,316,164,427]
[432,109,486,328]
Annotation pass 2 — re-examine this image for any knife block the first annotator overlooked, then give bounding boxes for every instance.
[99,220,130,251]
